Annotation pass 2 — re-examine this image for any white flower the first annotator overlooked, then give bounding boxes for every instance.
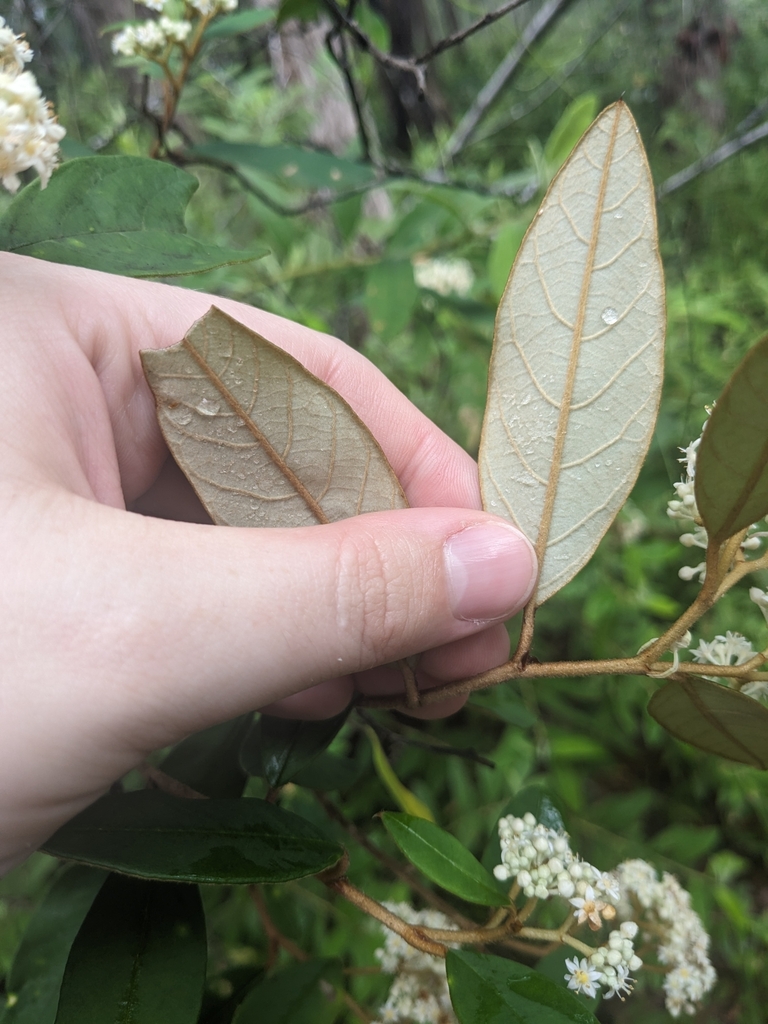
[616,860,716,1017]
[0,69,65,193]
[143,0,169,11]
[111,27,139,56]
[0,17,33,74]
[413,257,475,297]
[602,964,635,1000]
[564,957,601,999]
[374,904,458,1024]
[134,21,168,52]
[690,632,756,681]
[750,587,768,626]
[159,17,193,43]
[570,886,609,931]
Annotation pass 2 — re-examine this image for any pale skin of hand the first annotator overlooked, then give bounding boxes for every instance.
[0,253,536,875]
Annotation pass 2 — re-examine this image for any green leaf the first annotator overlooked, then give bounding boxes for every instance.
[695,334,768,542]
[365,726,435,822]
[42,791,343,883]
[364,260,419,340]
[276,0,323,27]
[203,9,275,39]
[447,949,599,1024]
[232,960,339,1024]
[0,157,267,277]
[487,221,528,302]
[381,813,507,906]
[544,93,599,172]
[241,707,350,787]
[190,141,376,190]
[648,677,768,768]
[160,715,252,798]
[291,751,364,792]
[1,867,106,1024]
[54,874,206,1024]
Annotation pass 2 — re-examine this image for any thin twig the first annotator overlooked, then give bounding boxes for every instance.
[314,792,477,927]
[443,0,573,162]
[657,119,768,198]
[319,0,536,93]
[139,762,207,800]
[325,27,373,164]
[356,709,495,768]
[250,884,308,963]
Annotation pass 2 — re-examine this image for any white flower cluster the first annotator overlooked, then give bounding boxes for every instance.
[565,920,641,1002]
[0,19,65,194]
[669,421,768,581]
[374,903,458,1024]
[494,811,619,908]
[0,17,32,74]
[413,257,474,297]
[112,0,237,58]
[690,629,768,700]
[617,860,716,1017]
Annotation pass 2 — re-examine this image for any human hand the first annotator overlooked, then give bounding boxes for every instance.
[0,252,536,874]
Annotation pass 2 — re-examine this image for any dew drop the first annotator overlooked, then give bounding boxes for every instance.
[614,211,624,219]
[169,406,192,426]
[196,397,220,417]
[521,395,531,406]
[601,307,619,326]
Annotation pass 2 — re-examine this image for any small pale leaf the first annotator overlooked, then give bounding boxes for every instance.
[695,335,768,542]
[365,727,434,822]
[381,813,507,906]
[480,102,665,604]
[648,677,768,768]
[141,308,407,527]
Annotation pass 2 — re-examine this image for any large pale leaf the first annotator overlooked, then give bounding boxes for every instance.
[695,335,768,543]
[380,812,507,906]
[480,101,664,604]
[54,875,206,1024]
[447,950,599,1024]
[1,867,106,1024]
[648,677,768,768]
[0,157,267,277]
[141,308,407,527]
[42,791,343,883]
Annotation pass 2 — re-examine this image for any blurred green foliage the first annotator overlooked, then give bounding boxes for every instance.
[3,0,768,1021]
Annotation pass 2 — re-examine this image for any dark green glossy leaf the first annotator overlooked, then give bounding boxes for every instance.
[190,141,376,190]
[245,708,350,787]
[0,157,267,277]
[160,715,252,798]
[232,960,339,1024]
[447,950,599,1024]
[54,874,206,1024]
[1,867,106,1024]
[203,8,275,38]
[695,335,768,542]
[381,813,507,906]
[42,792,343,883]
[648,677,768,768]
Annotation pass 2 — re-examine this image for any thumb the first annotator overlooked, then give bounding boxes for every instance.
[1,494,536,867]
[63,499,536,750]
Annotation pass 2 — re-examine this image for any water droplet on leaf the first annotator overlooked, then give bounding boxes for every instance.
[196,398,220,417]
[601,307,619,326]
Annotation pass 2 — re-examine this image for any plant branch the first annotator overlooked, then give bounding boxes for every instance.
[657,118,768,198]
[356,709,495,768]
[319,0,536,95]
[325,876,448,957]
[314,792,476,927]
[442,0,573,163]
[250,884,308,964]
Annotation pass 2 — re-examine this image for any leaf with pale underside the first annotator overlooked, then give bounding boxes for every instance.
[695,335,768,543]
[141,308,407,527]
[480,101,665,604]
[648,677,768,769]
